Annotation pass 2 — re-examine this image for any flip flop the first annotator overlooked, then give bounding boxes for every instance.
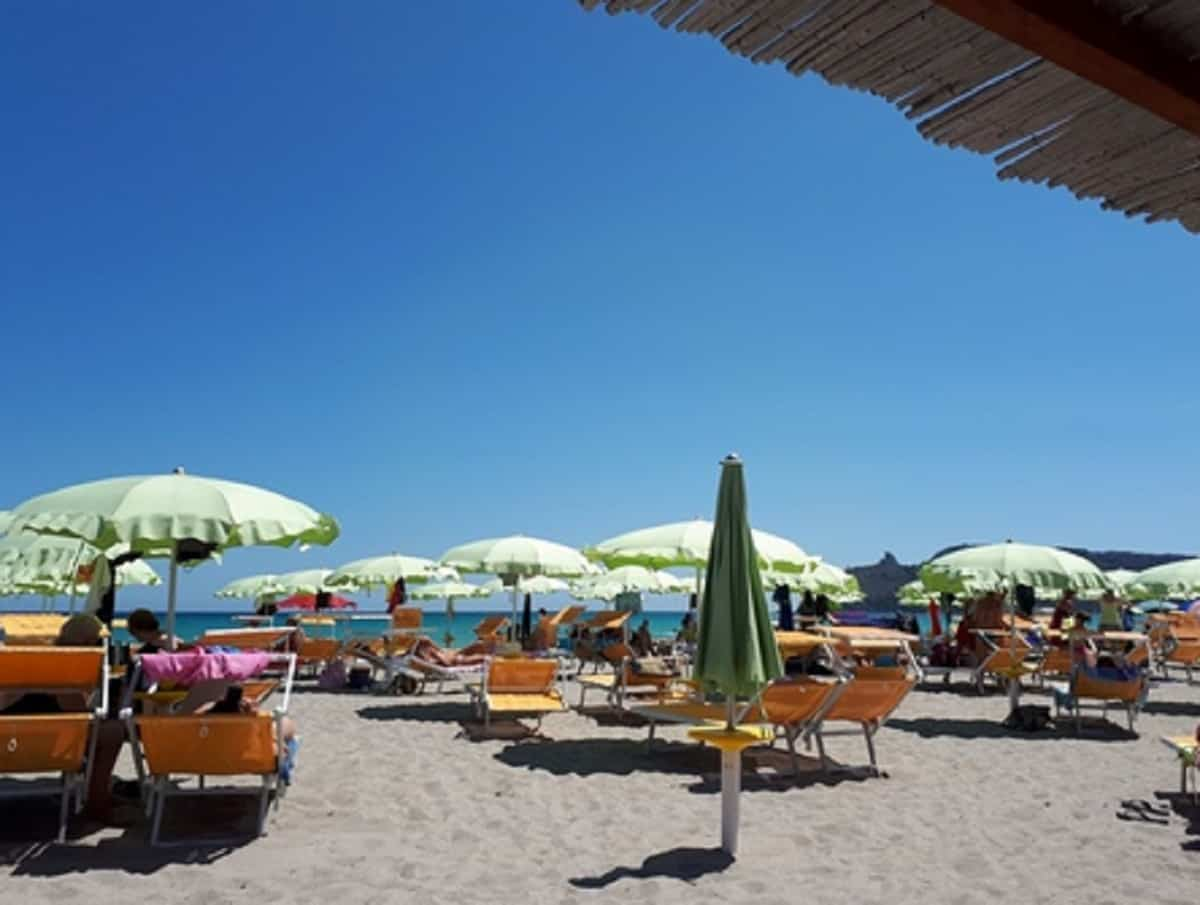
[1120,799,1170,817]
[1116,809,1169,825]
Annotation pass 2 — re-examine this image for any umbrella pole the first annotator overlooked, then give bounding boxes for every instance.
[511,585,519,643]
[721,696,740,855]
[166,542,179,651]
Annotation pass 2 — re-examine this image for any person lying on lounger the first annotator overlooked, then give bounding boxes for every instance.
[410,636,489,667]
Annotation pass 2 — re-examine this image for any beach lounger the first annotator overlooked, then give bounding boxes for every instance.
[1161,638,1200,683]
[126,652,297,846]
[631,678,848,776]
[196,627,296,652]
[476,658,565,730]
[973,633,1036,694]
[1161,735,1199,804]
[474,614,510,643]
[803,670,915,776]
[0,645,108,841]
[1053,667,1146,733]
[1035,645,1074,683]
[576,644,686,709]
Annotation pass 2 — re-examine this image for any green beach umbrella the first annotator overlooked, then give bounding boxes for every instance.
[326,553,446,591]
[0,531,161,609]
[0,511,12,535]
[921,542,1109,712]
[920,542,1110,596]
[214,573,284,601]
[570,565,689,601]
[410,578,492,646]
[268,568,338,596]
[692,455,782,856]
[7,469,339,643]
[440,535,592,635]
[762,561,861,603]
[1132,559,1200,601]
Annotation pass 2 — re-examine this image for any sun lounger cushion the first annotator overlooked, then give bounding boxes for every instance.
[487,693,565,714]
[630,657,673,677]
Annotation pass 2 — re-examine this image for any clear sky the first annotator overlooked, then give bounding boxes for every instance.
[2,2,1196,612]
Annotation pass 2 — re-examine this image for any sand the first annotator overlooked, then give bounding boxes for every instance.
[2,675,1199,904]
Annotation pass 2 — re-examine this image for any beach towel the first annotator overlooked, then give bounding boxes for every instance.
[141,651,272,686]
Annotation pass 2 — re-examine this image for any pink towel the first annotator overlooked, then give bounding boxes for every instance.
[140,651,272,686]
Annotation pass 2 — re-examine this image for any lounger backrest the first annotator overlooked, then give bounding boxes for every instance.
[555,605,586,626]
[137,712,278,776]
[1040,647,1074,674]
[603,642,634,665]
[0,714,93,772]
[298,638,342,660]
[0,614,69,646]
[1169,641,1200,663]
[391,608,422,630]
[757,679,837,725]
[197,628,293,650]
[586,611,631,631]
[475,615,509,638]
[825,676,915,723]
[1072,670,1143,703]
[0,646,104,692]
[487,658,556,694]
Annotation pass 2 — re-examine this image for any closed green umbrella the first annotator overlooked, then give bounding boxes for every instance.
[691,455,782,856]
[7,469,338,644]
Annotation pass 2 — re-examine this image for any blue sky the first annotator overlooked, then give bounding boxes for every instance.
[2,2,1196,612]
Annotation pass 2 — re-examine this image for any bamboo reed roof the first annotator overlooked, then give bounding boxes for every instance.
[577,0,1200,233]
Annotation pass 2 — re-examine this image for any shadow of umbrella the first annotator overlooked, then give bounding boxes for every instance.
[569,846,734,888]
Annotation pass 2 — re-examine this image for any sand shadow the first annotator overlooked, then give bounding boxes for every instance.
[569,846,733,888]
[1153,791,1200,850]
[356,702,469,724]
[888,717,1138,741]
[458,721,546,743]
[1142,700,1200,718]
[0,794,250,875]
[576,706,650,728]
[495,736,866,790]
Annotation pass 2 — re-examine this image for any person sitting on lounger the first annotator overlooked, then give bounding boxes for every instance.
[127,608,188,654]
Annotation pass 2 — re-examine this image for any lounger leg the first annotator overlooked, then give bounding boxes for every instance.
[150,779,167,847]
[646,721,657,751]
[57,774,71,843]
[785,729,800,777]
[814,731,829,772]
[256,778,272,837]
[863,725,879,776]
[198,775,206,790]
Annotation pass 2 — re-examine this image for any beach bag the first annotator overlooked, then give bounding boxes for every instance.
[317,659,347,690]
[1004,704,1052,732]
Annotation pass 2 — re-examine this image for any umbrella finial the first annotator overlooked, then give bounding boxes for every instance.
[721,453,742,466]
[173,466,186,475]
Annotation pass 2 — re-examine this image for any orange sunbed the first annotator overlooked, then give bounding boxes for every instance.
[0,646,107,841]
[477,658,565,729]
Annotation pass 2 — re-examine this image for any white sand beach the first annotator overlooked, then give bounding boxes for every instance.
[2,675,1199,904]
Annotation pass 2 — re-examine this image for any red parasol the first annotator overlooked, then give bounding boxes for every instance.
[276,592,356,612]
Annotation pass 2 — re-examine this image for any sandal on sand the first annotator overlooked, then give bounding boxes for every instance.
[1116,800,1169,824]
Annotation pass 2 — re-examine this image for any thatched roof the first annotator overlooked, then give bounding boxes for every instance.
[577,0,1200,233]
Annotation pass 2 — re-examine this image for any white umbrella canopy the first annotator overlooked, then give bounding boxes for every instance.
[440,535,591,578]
[409,579,492,601]
[571,565,691,601]
[269,568,338,596]
[7,470,339,643]
[325,554,448,591]
[1132,559,1200,601]
[920,542,1111,595]
[441,535,590,632]
[586,520,817,573]
[0,511,12,535]
[485,575,570,595]
[0,532,161,602]
[762,561,860,596]
[214,573,284,600]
